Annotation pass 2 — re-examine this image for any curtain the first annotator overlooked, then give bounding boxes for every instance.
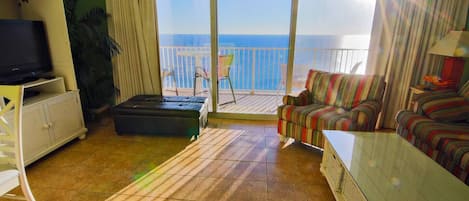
[367,0,469,128]
[106,0,161,103]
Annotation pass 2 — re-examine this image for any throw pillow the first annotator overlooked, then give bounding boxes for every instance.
[422,96,469,122]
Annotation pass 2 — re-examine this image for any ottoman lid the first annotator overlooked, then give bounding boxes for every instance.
[114,101,203,117]
[129,95,207,103]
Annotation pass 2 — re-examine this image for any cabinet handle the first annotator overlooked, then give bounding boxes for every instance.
[43,124,50,129]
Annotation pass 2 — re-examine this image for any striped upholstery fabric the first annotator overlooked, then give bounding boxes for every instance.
[421,96,469,122]
[459,80,469,100]
[305,70,385,109]
[277,120,326,148]
[413,90,469,122]
[350,101,382,131]
[436,139,469,177]
[413,91,460,112]
[282,90,311,106]
[278,70,385,148]
[396,111,469,185]
[278,104,353,130]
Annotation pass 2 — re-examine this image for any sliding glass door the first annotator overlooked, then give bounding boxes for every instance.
[291,0,376,93]
[155,0,376,116]
[156,0,213,110]
[216,0,292,114]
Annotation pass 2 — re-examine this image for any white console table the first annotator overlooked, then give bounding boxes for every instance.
[1,77,87,165]
[320,130,469,201]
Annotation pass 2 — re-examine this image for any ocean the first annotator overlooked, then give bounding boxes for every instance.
[159,34,370,48]
[159,34,370,91]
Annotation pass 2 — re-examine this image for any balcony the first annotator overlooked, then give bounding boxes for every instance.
[160,46,368,114]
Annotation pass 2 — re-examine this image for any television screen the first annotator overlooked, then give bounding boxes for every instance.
[0,20,52,84]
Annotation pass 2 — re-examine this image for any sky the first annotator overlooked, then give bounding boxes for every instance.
[156,0,376,35]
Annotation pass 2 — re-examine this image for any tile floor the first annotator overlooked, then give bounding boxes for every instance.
[4,118,335,201]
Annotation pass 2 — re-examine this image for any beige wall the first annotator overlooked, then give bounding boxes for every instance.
[20,0,77,90]
[0,0,19,19]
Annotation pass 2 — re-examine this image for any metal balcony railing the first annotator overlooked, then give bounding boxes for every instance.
[159,46,369,94]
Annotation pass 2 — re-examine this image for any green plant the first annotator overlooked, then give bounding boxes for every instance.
[64,0,120,118]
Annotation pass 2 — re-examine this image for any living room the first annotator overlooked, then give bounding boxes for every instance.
[0,0,469,201]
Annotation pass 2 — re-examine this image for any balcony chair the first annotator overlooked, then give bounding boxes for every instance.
[349,61,362,74]
[0,85,36,200]
[194,54,236,105]
[161,66,178,96]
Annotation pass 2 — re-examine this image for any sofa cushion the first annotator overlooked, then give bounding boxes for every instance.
[304,70,385,109]
[436,138,469,173]
[396,111,469,150]
[397,118,469,185]
[396,109,469,185]
[413,91,460,114]
[278,104,353,130]
[420,96,469,122]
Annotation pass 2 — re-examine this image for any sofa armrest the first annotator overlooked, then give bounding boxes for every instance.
[413,90,459,115]
[282,90,311,106]
[350,101,381,131]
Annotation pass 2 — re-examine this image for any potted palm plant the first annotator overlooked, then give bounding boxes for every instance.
[64,0,120,121]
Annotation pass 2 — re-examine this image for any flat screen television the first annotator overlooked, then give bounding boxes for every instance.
[0,20,52,84]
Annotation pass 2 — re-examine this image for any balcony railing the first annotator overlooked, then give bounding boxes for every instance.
[159,46,368,94]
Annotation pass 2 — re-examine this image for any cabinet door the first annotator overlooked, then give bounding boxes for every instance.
[342,173,367,201]
[322,141,344,192]
[21,105,51,164]
[45,92,84,144]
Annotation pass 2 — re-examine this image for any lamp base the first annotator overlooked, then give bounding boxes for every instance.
[441,57,465,88]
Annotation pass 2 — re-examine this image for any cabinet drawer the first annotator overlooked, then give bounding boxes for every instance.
[342,173,366,201]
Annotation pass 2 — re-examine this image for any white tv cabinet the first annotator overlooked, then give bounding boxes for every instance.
[3,77,87,166]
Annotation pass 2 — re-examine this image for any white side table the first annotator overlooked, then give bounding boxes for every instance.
[407,85,431,110]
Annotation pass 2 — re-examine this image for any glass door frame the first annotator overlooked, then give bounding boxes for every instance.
[285,0,299,95]
[155,0,299,117]
[208,0,299,114]
[209,0,219,113]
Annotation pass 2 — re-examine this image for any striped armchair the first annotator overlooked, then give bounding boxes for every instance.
[277,69,385,148]
[396,80,469,185]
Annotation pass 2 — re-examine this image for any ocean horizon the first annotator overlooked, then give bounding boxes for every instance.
[159,34,371,49]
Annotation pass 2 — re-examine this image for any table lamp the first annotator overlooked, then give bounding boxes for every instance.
[428,31,469,88]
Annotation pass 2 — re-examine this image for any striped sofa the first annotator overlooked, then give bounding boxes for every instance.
[277,69,385,148]
[396,81,469,185]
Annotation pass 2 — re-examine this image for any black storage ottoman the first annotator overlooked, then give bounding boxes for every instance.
[113,95,208,137]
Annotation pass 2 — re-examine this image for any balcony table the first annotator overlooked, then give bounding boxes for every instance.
[177,50,211,96]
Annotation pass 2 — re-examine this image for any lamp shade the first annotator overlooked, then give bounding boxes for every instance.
[428,31,469,57]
